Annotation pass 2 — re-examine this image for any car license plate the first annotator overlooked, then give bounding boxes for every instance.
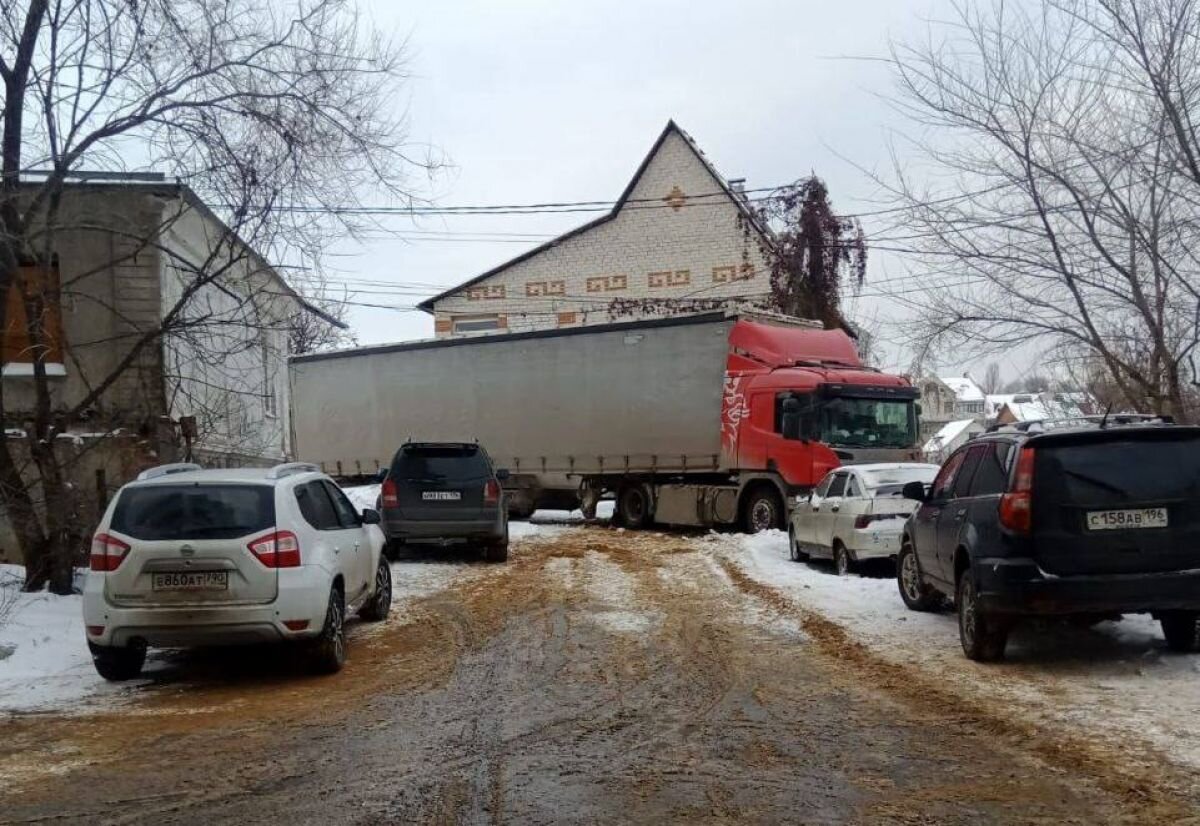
[422,491,461,501]
[151,571,229,591]
[1086,508,1168,531]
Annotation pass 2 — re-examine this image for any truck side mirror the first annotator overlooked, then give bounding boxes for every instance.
[901,481,927,502]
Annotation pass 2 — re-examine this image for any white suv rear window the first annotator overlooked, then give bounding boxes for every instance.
[112,484,275,540]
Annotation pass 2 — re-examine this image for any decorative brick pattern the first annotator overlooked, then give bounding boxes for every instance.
[585,274,628,293]
[526,280,566,297]
[464,284,506,301]
[557,311,577,326]
[712,263,756,283]
[665,185,686,212]
[496,314,508,329]
[434,318,452,334]
[648,270,691,289]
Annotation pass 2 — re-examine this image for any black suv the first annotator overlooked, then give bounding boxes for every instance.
[378,442,509,562]
[897,421,1200,661]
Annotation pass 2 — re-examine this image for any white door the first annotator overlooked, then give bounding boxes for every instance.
[322,481,372,602]
[296,480,366,599]
[796,472,836,545]
[814,471,850,551]
[831,473,866,548]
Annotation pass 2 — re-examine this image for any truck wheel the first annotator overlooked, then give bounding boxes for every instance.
[88,641,146,682]
[741,487,782,533]
[358,558,392,622]
[1160,612,1200,652]
[897,542,940,612]
[617,485,652,529]
[957,574,1008,662]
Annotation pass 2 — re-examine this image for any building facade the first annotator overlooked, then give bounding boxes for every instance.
[0,180,333,562]
[917,374,986,439]
[419,121,773,336]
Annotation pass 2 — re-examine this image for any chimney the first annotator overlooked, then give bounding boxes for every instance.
[728,178,746,201]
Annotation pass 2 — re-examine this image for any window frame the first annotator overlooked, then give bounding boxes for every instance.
[295,480,341,531]
[322,480,362,528]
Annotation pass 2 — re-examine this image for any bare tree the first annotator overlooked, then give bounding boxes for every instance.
[980,362,1002,395]
[880,0,1200,424]
[1,0,429,592]
[287,273,357,356]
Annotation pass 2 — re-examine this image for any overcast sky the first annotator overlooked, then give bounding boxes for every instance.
[323,0,1008,380]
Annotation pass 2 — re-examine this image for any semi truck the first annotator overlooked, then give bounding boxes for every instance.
[288,311,921,532]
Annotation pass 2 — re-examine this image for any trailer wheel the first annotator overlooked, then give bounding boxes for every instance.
[617,485,652,529]
[741,486,783,533]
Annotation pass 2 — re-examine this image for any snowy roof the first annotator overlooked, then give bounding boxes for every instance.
[985,394,1015,417]
[1003,400,1053,422]
[939,376,985,402]
[922,418,980,454]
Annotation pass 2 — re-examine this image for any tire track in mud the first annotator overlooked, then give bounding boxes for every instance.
[713,554,1200,824]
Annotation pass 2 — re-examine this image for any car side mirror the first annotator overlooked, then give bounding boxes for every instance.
[496,468,511,481]
[901,481,927,502]
[361,508,382,525]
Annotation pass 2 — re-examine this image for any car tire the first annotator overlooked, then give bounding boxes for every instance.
[358,558,392,622]
[617,485,652,530]
[833,542,855,576]
[483,541,509,563]
[1160,612,1200,652]
[957,574,1008,662]
[742,486,783,534]
[896,542,940,612]
[310,586,347,674]
[788,527,809,562]
[88,641,146,682]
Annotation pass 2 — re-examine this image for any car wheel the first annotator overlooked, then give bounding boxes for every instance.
[88,641,146,682]
[358,558,392,622]
[617,485,652,529]
[788,527,809,562]
[1160,612,1200,652]
[896,542,940,612]
[483,541,509,563]
[833,542,855,576]
[957,574,1008,662]
[742,487,783,534]
[310,586,347,674]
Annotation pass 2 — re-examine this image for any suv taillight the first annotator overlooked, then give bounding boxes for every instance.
[484,479,501,506]
[999,446,1036,534]
[248,530,301,568]
[90,533,130,572]
[381,478,399,508]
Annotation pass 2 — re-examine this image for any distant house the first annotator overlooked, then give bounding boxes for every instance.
[0,178,339,563]
[418,121,772,337]
[993,392,1097,425]
[917,374,986,439]
[922,418,985,463]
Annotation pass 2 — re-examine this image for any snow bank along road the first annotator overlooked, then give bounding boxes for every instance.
[1,525,1198,824]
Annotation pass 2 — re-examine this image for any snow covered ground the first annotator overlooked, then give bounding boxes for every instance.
[708,530,1200,773]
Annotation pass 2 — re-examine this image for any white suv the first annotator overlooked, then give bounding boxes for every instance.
[82,462,392,680]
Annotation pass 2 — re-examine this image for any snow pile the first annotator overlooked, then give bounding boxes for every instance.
[713,530,1200,772]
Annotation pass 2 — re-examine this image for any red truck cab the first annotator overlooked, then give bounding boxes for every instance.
[722,320,920,490]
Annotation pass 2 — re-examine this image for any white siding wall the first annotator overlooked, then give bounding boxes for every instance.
[430,130,770,336]
[159,202,292,464]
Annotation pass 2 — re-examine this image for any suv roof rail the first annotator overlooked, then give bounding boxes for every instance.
[136,462,202,481]
[985,413,1171,434]
[267,462,320,480]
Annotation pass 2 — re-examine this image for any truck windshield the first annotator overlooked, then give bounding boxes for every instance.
[817,397,916,448]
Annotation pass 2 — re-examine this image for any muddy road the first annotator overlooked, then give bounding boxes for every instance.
[2,528,1197,824]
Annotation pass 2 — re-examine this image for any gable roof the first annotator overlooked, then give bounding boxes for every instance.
[922,418,982,454]
[938,375,984,402]
[416,120,772,313]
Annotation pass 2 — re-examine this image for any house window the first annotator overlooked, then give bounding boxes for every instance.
[452,314,501,334]
[4,262,64,373]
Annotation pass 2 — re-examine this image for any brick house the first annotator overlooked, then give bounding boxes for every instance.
[0,177,338,562]
[418,121,773,336]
